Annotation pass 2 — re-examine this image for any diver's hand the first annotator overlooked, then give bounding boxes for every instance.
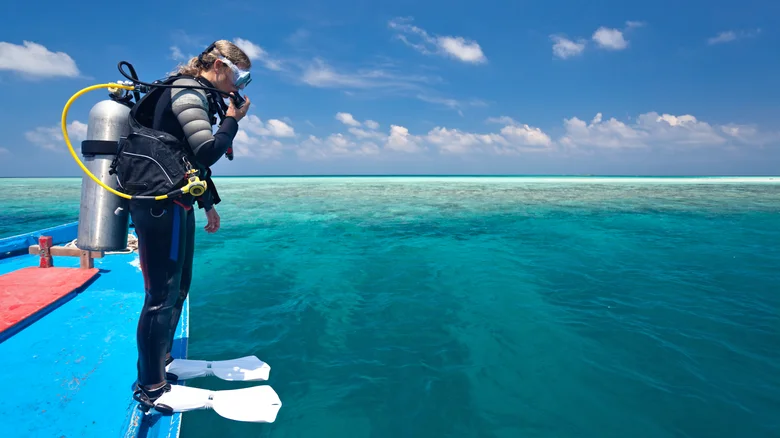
[205,207,221,233]
[226,94,250,122]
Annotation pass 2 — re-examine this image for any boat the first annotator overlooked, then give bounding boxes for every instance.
[0,221,188,437]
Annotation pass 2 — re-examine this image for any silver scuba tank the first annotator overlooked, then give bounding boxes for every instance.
[76,86,133,252]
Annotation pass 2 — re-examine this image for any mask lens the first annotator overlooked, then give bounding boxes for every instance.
[235,71,251,89]
[221,57,251,89]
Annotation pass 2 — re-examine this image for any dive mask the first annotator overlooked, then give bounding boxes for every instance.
[219,57,251,90]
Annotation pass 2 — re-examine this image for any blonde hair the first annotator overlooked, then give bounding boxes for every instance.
[174,40,251,77]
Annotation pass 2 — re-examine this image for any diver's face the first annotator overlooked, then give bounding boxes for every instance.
[213,59,251,94]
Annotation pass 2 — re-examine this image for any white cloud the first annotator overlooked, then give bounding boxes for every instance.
[425,127,506,154]
[708,31,737,45]
[233,37,284,71]
[300,58,435,91]
[424,118,552,155]
[486,116,519,125]
[170,46,186,61]
[437,36,487,64]
[550,35,586,59]
[560,112,739,149]
[388,17,487,64]
[241,115,295,138]
[365,120,380,130]
[336,112,361,127]
[552,21,642,59]
[416,94,488,113]
[0,41,80,78]
[266,119,295,137]
[386,125,424,153]
[592,27,628,50]
[707,29,761,45]
[500,124,554,148]
[295,113,554,158]
[232,131,285,159]
[349,127,385,140]
[26,120,87,151]
[228,115,295,159]
[236,110,775,162]
[296,134,380,160]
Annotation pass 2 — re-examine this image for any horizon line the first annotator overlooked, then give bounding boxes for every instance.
[2,173,780,179]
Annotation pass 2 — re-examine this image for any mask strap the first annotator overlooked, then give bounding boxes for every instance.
[198,42,217,67]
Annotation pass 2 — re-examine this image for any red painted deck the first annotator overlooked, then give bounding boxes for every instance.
[0,266,99,335]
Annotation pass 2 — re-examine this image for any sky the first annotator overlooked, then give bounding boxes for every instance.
[1,0,779,177]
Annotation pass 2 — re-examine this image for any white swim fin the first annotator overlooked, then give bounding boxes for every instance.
[166,355,271,381]
[148,384,282,423]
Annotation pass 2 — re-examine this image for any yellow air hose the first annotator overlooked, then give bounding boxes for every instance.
[61,83,207,200]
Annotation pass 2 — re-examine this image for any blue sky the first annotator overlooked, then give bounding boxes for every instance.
[1,0,778,176]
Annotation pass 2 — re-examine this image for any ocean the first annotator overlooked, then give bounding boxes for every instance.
[1,176,779,437]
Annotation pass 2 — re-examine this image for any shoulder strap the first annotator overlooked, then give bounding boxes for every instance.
[192,76,227,125]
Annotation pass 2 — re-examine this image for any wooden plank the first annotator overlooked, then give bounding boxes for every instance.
[80,250,94,269]
[28,245,104,259]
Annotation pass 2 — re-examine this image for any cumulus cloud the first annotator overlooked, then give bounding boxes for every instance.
[334,113,387,138]
[425,127,506,154]
[336,112,361,127]
[288,109,775,162]
[557,111,767,150]
[424,119,553,155]
[551,21,642,58]
[283,108,776,161]
[386,125,424,153]
[592,27,629,50]
[500,124,554,148]
[25,120,87,151]
[550,35,586,59]
[241,115,296,138]
[296,134,380,160]
[299,112,555,159]
[388,17,487,64]
[229,115,296,158]
[234,37,284,71]
[232,131,285,159]
[0,41,80,78]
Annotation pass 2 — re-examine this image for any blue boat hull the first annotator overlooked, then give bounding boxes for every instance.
[0,223,186,438]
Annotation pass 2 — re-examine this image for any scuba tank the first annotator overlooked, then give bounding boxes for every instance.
[76,85,135,251]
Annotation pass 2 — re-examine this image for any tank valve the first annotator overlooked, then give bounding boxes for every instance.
[108,80,135,98]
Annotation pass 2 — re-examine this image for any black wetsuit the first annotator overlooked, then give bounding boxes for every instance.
[130,75,238,392]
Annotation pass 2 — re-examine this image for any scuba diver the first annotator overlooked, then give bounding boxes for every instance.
[130,40,252,409]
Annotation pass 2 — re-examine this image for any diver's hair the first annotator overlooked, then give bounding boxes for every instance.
[174,40,251,76]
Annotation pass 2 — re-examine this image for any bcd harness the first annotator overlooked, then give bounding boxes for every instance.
[109,74,226,203]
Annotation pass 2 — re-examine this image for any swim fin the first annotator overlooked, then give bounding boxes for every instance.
[146,384,282,422]
[165,355,271,381]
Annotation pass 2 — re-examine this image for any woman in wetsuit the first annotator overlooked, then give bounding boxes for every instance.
[131,40,252,409]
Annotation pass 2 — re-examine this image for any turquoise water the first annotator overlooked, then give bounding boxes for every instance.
[2,177,779,437]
